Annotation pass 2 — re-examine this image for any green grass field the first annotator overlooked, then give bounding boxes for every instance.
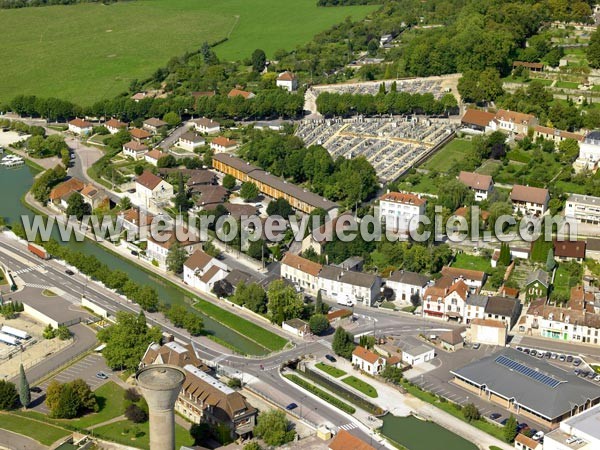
[0,0,375,105]
[341,376,378,398]
[0,413,71,446]
[423,139,474,172]
[93,419,194,449]
[475,159,502,176]
[451,253,491,273]
[316,362,346,378]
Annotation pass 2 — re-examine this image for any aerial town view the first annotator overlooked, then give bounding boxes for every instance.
[2,1,600,450]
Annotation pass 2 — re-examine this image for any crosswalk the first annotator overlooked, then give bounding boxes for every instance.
[25,283,52,290]
[12,264,45,275]
[338,423,357,431]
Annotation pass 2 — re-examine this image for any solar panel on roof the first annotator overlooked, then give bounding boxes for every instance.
[495,355,562,388]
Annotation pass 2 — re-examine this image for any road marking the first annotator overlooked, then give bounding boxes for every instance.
[339,423,357,431]
[12,264,45,275]
[25,283,52,290]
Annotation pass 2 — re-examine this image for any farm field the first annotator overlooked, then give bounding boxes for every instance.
[0,0,375,105]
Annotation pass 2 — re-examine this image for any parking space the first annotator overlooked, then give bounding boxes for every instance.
[30,353,112,413]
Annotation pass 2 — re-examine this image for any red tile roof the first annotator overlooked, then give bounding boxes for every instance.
[329,430,375,450]
[458,171,492,191]
[352,346,382,364]
[281,253,322,277]
[510,184,549,205]
[534,125,584,142]
[123,140,148,152]
[136,170,163,190]
[130,128,151,140]
[145,149,165,161]
[554,240,586,259]
[120,208,154,227]
[69,118,91,128]
[211,136,238,148]
[442,266,486,282]
[461,109,495,128]
[105,118,127,129]
[379,191,426,206]
[495,109,536,124]
[228,88,253,99]
[278,71,297,81]
[49,178,85,201]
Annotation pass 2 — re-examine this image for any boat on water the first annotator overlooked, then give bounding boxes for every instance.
[0,155,24,167]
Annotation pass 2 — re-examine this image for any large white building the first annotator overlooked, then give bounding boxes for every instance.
[68,118,92,135]
[544,402,600,450]
[575,130,600,172]
[183,249,228,293]
[565,194,600,225]
[191,117,220,134]
[134,170,173,212]
[378,191,426,232]
[280,253,322,295]
[386,270,430,304]
[318,265,381,307]
[147,230,201,268]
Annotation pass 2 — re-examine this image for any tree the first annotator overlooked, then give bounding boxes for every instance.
[173,172,191,213]
[254,410,295,446]
[240,182,259,201]
[119,196,132,210]
[315,289,327,314]
[18,364,30,409]
[163,111,181,127]
[267,198,293,217]
[546,248,556,272]
[56,325,71,340]
[97,311,162,371]
[222,174,236,190]
[498,243,511,266]
[367,39,379,56]
[166,242,188,274]
[410,292,421,308]
[124,388,141,403]
[251,49,267,73]
[190,423,210,446]
[125,403,148,423]
[332,326,355,359]
[462,403,480,422]
[0,380,18,410]
[43,324,56,339]
[588,28,600,69]
[309,314,329,335]
[66,192,91,220]
[504,415,518,442]
[266,280,304,325]
[157,154,177,168]
[381,365,403,384]
[46,379,97,419]
[243,442,262,450]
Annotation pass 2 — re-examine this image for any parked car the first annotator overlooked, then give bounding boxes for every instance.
[489,413,501,420]
[573,359,581,366]
[29,386,42,393]
[567,355,573,363]
[65,269,75,276]
[131,250,139,256]
[523,348,530,354]
[516,346,523,352]
[500,418,509,426]
[286,403,298,410]
[588,372,595,379]
[325,354,337,363]
[559,354,566,362]
[574,369,581,376]
[473,343,480,349]
[96,372,108,380]
[530,350,537,356]
[594,375,600,382]
[517,423,529,432]
[533,431,544,441]
[551,353,558,359]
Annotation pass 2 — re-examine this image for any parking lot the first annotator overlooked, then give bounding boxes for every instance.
[30,353,112,413]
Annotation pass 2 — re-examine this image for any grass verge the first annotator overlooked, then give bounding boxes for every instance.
[92,419,194,449]
[0,413,70,446]
[316,362,346,378]
[285,374,356,414]
[342,376,378,398]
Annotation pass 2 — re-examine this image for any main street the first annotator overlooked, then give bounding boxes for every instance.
[0,234,383,446]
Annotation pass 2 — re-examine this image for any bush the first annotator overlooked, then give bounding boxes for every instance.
[124,388,141,403]
[0,380,18,410]
[125,403,147,423]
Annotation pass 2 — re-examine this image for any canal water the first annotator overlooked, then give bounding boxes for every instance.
[380,414,478,450]
[0,164,267,355]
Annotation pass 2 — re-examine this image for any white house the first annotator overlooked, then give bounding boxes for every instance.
[276,72,298,92]
[443,279,469,322]
[183,249,228,293]
[105,118,128,134]
[123,140,149,160]
[351,346,388,375]
[510,185,550,217]
[574,130,600,172]
[378,191,426,233]
[386,270,430,304]
[397,338,435,366]
[191,117,220,134]
[465,295,488,324]
[458,171,493,201]
[117,208,154,239]
[177,131,206,152]
[135,170,173,212]
[144,149,165,166]
[282,318,311,338]
[441,266,487,291]
[487,109,538,136]
[68,118,92,136]
[210,137,239,153]
[147,229,201,268]
[318,266,381,307]
[280,253,322,295]
[565,193,600,225]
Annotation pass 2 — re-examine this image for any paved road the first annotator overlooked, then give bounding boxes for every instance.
[158,123,190,151]
[0,428,45,450]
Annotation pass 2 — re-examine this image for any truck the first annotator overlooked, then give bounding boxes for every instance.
[27,242,50,260]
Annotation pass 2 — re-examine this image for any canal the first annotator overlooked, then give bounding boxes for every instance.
[380,414,478,450]
[0,164,267,355]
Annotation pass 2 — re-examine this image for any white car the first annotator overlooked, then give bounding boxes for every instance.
[595,375,600,382]
[533,431,544,441]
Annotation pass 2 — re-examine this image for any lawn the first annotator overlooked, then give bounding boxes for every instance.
[285,374,356,414]
[194,298,289,352]
[341,376,378,398]
[423,138,474,172]
[0,413,70,446]
[555,81,580,89]
[451,253,491,273]
[475,159,502,176]
[553,264,575,296]
[0,0,375,105]
[93,419,194,449]
[316,362,346,378]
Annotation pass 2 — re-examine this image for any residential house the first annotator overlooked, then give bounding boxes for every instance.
[329,430,375,450]
[574,130,600,172]
[470,318,507,346]
[177,131,205,152]
[185,170,216,188]
[147,229,201,267]
[422,277,469,322]
[484,296,521,328]
[379,34,393,46]
[213,153,339,216]
[122,140,148,160]
[105,118,127,134]
[488,109,538,136]
[510,185,550,217]
[191,117,220,134]
[460,109,495,132]
[378,191,426,233]
[443,279,469,322]
[140,342,256,440]
[565,194,600,225]
[326,308,352,326]
[192,185,228,209]
[144,149,165,166]
[228,88,255,99]
[318,265,382,307]
[465,295,489,324]
[458,171,494,201]
[79,184,109,210]
[525,269,550,302]
[441,266,487,291]
[533,125,584,144]
[276,71,298,92]
[49,177,85,205]
[397,338,435,366]
[143,118,168,134]
[351,346,388,375]
[134,170,173,211]
[301,213,354,255]
[439,328,465,351]
[513,61,544,72]
[386,270,430,304]
[183,249,228,293]
[282,318,311,337]
[68,118,92,135]
[280,253,322,295]
[554,240,586,262]
[587,238,600,260]
[130,127,152,142]
[210,137,239,153]
[131,92,154,102]
[117,208,154,239]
